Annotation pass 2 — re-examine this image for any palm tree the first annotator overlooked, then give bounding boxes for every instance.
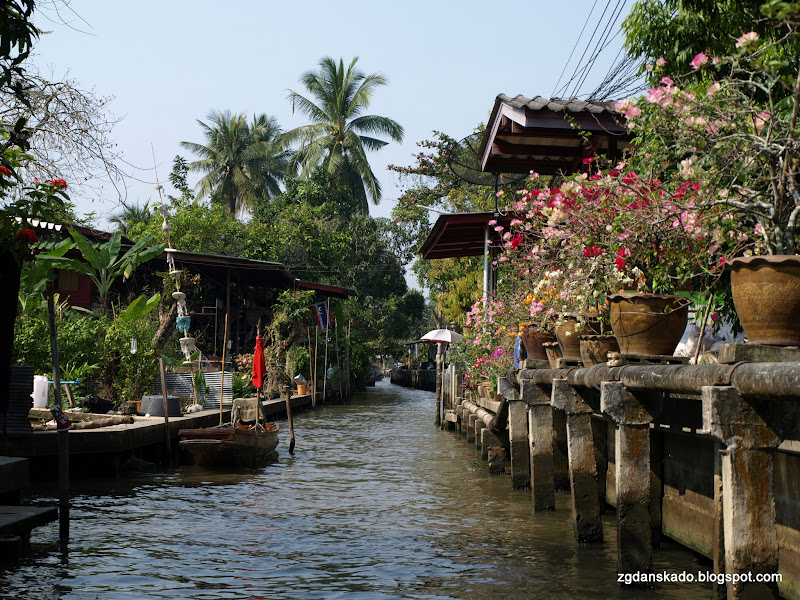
[181,110,290,215]
[109,201,152,235]
[285,57,404,215]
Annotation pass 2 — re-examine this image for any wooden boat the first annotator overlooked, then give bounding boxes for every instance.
[179,398,279,467]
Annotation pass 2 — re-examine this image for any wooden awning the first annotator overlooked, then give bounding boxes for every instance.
[478,94,632,175]
[419,212,514,260]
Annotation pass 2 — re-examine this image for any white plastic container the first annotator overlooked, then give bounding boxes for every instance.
[31,375,49,408]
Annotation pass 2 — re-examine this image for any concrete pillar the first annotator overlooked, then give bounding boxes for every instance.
[481,428,505,472]
[467,413,476,444]
[702,385,780,600]
[475,419,485,452]
[508,400,530,490]
[552,378,603,543]
[552,408,570,491]
[601,381,653,576]
[522,379,555,511]
[713,442,726,600]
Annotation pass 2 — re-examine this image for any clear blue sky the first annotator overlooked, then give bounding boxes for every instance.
[31,0,635,225]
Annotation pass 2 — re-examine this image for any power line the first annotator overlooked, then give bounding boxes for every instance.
[556,0,612,99]
[551,0,599,98]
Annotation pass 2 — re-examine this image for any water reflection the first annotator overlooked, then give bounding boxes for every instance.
[1,380,712,599]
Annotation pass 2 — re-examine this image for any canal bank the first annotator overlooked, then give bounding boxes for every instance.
[0,380,712,599]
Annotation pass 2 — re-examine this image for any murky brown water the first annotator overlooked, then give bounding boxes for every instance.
[1,380,713,599]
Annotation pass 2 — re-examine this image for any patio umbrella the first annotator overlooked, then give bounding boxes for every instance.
[420,329,464,344]
[420,329,463,426]
[252,336,265,390]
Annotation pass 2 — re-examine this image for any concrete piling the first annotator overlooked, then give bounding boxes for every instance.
[522,379,556,511]
[601,381,653,576]
[467,413,476,444]
[508,400,530,490]
[702,385,781,600]
[552,378,603,543]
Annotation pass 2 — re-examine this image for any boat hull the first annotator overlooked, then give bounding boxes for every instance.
[178,424,279,467]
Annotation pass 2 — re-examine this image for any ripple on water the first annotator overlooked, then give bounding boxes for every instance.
[2,382,712,600]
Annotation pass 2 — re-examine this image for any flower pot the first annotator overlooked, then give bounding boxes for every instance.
[554,316,601,359]
[608,293,689,356]
[542,341,562,368]
[477,381,492,400]
[728,255,800,346]
[296,384,308,396]
[579,335,620,366]
[520,325,555,360]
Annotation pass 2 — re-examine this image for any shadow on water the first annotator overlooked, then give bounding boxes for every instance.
[1,380,713,599]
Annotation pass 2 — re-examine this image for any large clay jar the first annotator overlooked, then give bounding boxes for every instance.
[579,334,620,366]
[608,293,689,356]
[554,316,601,359]
[520,325,556,360]
[728,255,800,345]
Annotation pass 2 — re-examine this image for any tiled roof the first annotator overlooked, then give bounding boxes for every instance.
[498,94,619,115]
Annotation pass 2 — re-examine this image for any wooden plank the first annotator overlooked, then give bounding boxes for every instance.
[0,506,57,536]
[0,457,28,496]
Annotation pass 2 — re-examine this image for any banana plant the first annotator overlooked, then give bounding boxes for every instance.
[36,228,166,316]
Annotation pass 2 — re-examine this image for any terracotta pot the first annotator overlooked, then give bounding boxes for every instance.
[520,325,556,360]
[542,341,562,368]
[608,293,689,356]
[554,316,601,359]
[728,255,800,346]
[579,335,620,366]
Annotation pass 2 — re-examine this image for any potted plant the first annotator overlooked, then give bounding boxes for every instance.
[621,24,800,345]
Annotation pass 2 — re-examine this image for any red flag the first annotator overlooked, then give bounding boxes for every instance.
[252,336,265,389]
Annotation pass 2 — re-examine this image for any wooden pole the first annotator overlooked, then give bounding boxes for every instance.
[283,384,295,454]
[322,303,330,405]
[435,342,443,427]
[47,287,69,541]
[312,326,319,410]
[693,293,715,365]
[219,313,229,425]
[158,357,172,465]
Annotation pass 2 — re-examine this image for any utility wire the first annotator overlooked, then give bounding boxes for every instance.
[551,0,599,98]
[555,0,612,98]
[568,0,627,98]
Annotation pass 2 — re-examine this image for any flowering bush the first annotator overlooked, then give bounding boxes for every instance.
[620,28,800,255]
[494,167,733,335]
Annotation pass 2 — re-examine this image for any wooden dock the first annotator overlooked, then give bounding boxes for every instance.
[0,456,57,562]
[0,393,314,476]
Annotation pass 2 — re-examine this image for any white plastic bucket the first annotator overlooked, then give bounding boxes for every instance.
[31,375,48,408]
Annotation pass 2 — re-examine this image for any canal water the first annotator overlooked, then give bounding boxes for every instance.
[1,381,714,599]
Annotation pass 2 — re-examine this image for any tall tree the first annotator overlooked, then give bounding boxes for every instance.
[285,57,404,215]
[181,110,289,215]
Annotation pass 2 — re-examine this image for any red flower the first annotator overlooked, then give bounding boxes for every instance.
[582,245,602,257]
[0,166,10,177]
[582,157,594,165]
[614,256,626,270]
[50,178,67,190]
[510,234,523,249]
[15,228,38,243]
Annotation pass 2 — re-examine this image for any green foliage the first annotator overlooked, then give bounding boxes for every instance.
[285,56,404,212]
[181,110,290,215]
[35,228,166,316]
[104,308,166,404]
[622,0,800,86]
[13,298,103,384]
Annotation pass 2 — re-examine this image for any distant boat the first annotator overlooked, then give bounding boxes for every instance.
[179,398,279,467]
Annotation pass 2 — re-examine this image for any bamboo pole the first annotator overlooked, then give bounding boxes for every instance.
[284,384,295,454]
[693,293,715,365]
[47,287,69,541]
[313,326,319,410]
[219,313,229,425]
[322,301,330,405]
[158,357,172,465]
